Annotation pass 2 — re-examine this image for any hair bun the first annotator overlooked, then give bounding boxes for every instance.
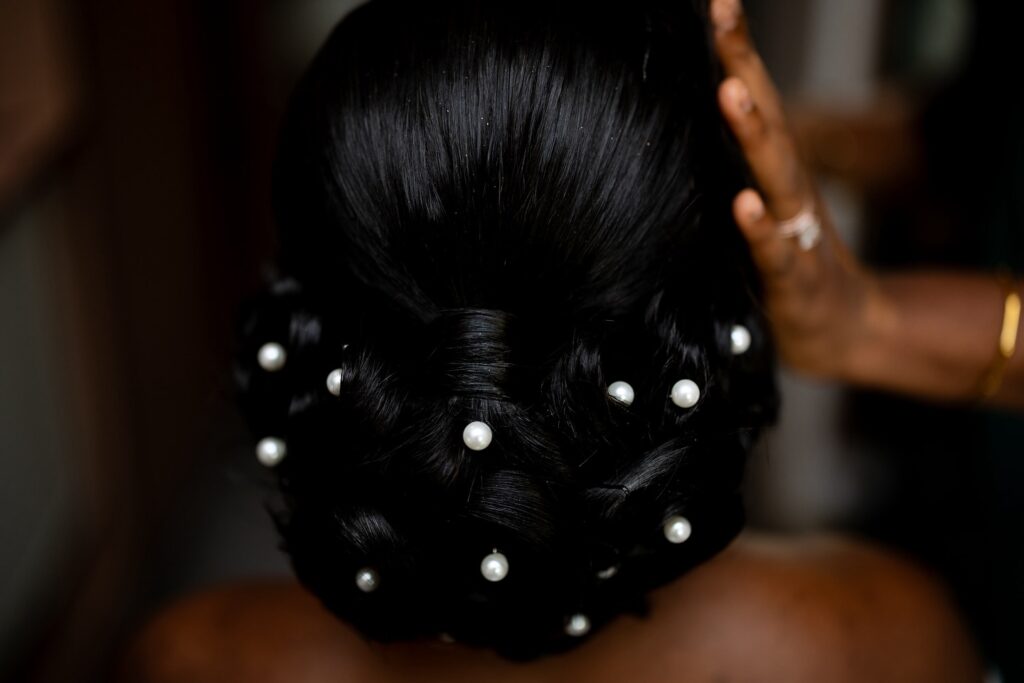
[240,0,779,660]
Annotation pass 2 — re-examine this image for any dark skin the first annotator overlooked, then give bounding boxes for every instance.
[121,535,983,683]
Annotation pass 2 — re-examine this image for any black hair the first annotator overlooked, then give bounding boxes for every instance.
[236,0,777,659]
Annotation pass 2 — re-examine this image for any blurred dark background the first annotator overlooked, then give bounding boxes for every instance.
[1,0,1020,681]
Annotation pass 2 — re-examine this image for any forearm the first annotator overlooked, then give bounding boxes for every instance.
[842,271,1024,409]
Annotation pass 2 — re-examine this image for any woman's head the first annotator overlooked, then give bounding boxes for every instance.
[238,0,776,658]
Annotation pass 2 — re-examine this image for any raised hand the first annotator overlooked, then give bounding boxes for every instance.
[711,0,877,380]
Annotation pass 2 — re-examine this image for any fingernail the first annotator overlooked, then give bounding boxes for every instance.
[732,80,754,114]
[712,0,740,32]
[742,192,765,221]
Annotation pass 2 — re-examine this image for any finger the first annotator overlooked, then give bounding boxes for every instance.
[710,0,786,128]
[718,77,810,220]
[733,189,797,279]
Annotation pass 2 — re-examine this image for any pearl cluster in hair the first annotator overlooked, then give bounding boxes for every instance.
[249,324,750,639]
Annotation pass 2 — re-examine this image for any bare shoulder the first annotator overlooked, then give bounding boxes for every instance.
[606,534,984,683]
[118,536,984,683]
[118,581,383,683]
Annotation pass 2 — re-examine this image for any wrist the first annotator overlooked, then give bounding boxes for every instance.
[833,267,894,387]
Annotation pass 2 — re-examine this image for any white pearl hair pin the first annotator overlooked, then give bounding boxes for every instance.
[326,369,345,396]
[670,379,701,409]
[663,515,693,544]
[257,342,287,372]
[607,381,635,406]
[730,325,752,355]
[255,437,287,468]
[355,567,380,593]
[565,614,591,637]
[480,551,509,582]
[463,421,493,451]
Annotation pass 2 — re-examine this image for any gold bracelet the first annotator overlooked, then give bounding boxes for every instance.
[980,275,1022,399]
